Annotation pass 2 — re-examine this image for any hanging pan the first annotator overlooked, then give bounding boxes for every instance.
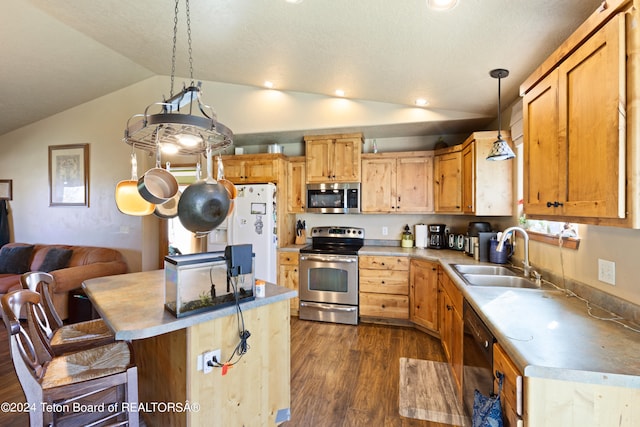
[115,152,155,216]
[178,144,230,234]
[137,133,179,204]
[154,162,181,219]
[216,155,237,200]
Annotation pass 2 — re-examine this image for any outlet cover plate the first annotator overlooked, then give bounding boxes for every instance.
[598,259,616,285]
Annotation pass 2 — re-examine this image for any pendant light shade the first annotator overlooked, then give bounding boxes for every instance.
[486,68,515,161]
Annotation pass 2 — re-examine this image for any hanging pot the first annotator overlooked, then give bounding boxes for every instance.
[115,152,155,216]
[178,144,230,234]
[216,156,237,200]
[154,190,181,219]
[137,140,179,204]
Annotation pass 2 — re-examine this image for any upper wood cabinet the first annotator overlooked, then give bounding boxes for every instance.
[304,133,363,183]
[434,145,462,213]
[462,131,513,216]
[523,12,627,222]
[216,154,284,184]
[434,132,513,215]
[287,156,306,213]
[361,151,434,213]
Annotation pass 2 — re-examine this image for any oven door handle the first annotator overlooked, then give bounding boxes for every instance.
[300,301,358,312]
[299,255,357,263]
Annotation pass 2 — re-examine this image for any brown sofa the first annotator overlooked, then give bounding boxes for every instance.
[0,243,128,320]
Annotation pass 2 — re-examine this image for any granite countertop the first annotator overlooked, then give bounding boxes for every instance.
[83,270,297,341]
[281,244,640,388]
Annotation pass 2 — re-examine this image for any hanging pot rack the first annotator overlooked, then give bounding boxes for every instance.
[122,0,233,156]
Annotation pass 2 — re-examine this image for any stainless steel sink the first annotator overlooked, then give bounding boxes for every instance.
[461,274,540,289]
[453,264,517,276]
[451,264,555,290]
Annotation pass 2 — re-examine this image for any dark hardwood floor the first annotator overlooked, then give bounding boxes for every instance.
[284,317,451,427]
[0,317,450,427]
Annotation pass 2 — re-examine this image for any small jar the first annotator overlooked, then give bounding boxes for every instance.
[255,279,266,298]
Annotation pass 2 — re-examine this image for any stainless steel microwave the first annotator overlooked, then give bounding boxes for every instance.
[306,183,360,214]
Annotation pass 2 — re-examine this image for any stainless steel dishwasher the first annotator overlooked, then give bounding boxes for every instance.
[462,300,496,417]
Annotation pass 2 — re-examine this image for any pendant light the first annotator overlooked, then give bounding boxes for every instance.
[123,0,233,156]
[486,68,515,161]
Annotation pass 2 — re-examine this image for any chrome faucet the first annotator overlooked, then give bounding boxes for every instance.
[497,226,532,278]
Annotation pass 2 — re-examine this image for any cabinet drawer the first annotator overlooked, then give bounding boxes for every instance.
[359,269,408,295]
[278,252,299,265]
[359,256,409,271]
[359,292,409,319]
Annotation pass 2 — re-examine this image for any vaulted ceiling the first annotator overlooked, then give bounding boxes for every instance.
[1,0,603,141]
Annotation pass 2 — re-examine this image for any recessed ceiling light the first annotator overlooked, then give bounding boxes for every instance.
[427,0,458,11]
[415,98,429,107]
[335,89,345,97]
[285,0,303,4]
[264,81,274,89]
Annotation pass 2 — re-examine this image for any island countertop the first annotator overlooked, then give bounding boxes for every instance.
[83,269,297,341]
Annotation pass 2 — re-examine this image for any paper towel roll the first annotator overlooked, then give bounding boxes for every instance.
[415,224,428,248]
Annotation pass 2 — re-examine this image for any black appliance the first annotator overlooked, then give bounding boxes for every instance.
[462,300,496,417]
[464,221,492,258]
[428,224,447,249]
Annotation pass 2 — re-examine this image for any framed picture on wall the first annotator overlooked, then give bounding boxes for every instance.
[48,144,89,206]
[0,180,12,200]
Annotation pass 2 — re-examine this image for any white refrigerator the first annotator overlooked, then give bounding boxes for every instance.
[208,183,277,284]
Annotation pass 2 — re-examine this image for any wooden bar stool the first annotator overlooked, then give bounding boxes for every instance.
[2,289,139,427]
[21,272,115,355]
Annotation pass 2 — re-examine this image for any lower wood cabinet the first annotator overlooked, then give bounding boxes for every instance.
[359,255,409,321]
[409,258,439,331]
[439,270,464,396]
[277,252,299,315]
[493,343,524,427]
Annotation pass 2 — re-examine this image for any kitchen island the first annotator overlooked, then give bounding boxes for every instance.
[83,270,296,427]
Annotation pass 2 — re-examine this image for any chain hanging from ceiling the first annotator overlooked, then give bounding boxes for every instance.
[123,0,233,156]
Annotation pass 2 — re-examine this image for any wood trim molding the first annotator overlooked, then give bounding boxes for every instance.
[528,230,580,250]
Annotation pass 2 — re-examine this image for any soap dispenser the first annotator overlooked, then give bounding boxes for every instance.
[401,224,414,248]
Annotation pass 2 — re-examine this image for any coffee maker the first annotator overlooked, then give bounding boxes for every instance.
[428,224,447,249]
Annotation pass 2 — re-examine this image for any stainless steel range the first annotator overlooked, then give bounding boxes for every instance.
[298,226,364,325]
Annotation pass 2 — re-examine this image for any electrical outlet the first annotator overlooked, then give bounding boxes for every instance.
[203,349,221,374]
[598,259,616,285]
[382,226,388,236]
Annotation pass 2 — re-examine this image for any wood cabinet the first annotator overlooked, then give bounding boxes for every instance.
[359,255,409,321]
[434,145,463,213]
[278,252,299,315]
[438,270,464,395]
[461,131,513,216]
[361,151,434,213]
[435,132,513,215]
[522,12,627,222]
[304,133,363,183]
[493,343,524,427]
[216,154,284,184]
[287,156,306,213]
[409,258,439,331]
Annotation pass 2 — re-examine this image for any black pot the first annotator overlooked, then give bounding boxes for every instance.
[177,181,230,233]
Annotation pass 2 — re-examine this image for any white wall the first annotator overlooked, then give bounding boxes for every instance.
[0,75,481,272]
